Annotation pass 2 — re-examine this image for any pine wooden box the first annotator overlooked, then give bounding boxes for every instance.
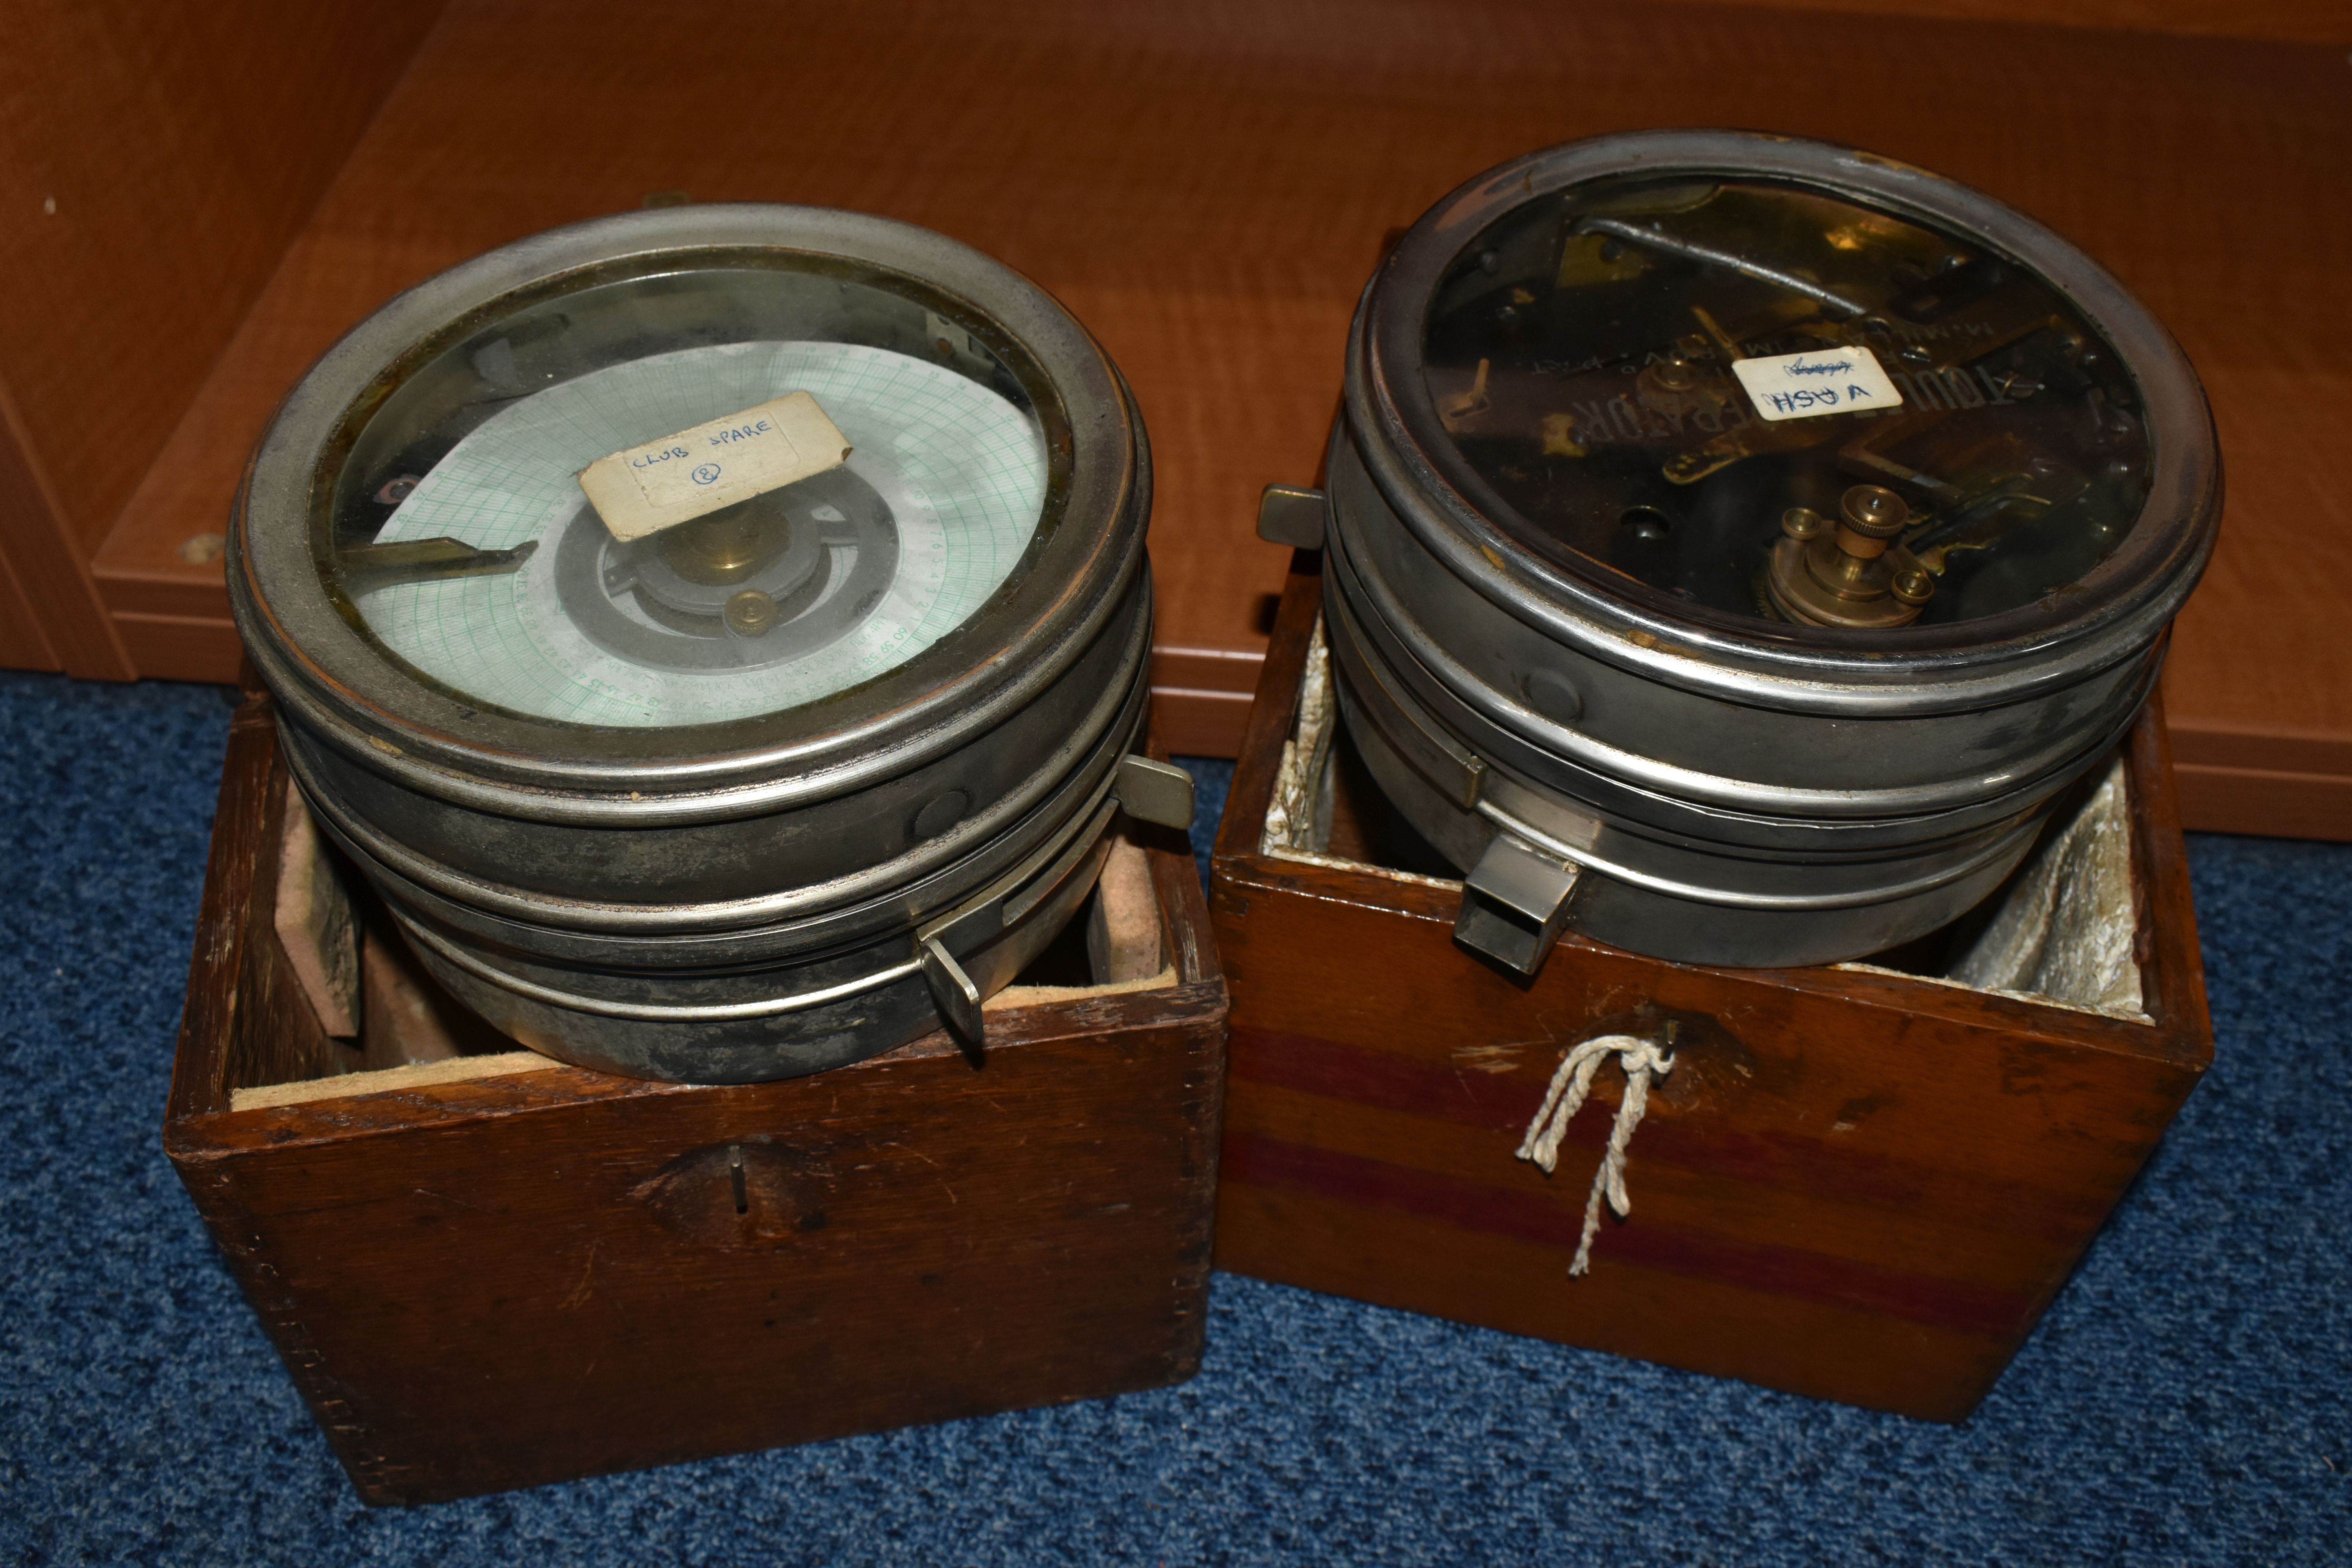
[164,690,1228,1506]
[1209,555,2211,1422]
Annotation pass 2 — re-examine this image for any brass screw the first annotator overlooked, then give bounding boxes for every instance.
[1781,507,1826,541]
[725,590,779,636]
[1891,568,1935,604]
[1839,484,1909,539]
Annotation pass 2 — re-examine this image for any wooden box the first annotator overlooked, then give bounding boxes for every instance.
[164,690,1228,1506]
[1208,555,2210,1422]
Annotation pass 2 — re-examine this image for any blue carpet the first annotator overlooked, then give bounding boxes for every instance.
[1,668,2345,1565]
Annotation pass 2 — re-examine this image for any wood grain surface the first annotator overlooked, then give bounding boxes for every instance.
[1664,0,2352,43]
[0,523,56,672]
[1,0,2336,828]
[0,378,107,675]
[1209,563,2210,1420]
[166,693,1230,1504]
[0,0,446,675]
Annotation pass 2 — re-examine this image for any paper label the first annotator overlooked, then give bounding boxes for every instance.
[577,391,852,541]
[1730,345,1902,423]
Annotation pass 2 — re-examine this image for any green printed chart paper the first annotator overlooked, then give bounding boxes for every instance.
[356,341,1047,728]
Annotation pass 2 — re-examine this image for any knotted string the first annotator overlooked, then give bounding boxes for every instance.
[1515,1027,1677,1276]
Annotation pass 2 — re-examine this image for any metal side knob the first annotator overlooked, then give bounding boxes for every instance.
[919,935,985,1049]
[1115,755,1196,831]
[1256,485,1327,550]
[1454,833,1581,976]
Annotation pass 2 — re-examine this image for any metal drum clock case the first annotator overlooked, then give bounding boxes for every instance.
[230,205,1192,1083]
[1266,131,2220,971]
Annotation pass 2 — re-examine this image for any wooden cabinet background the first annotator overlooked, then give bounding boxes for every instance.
[3,0,2345,837]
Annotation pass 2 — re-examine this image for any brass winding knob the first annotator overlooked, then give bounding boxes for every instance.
[724,590,780,636]
[1839,485,1909,541]
[1764,484,1936,629]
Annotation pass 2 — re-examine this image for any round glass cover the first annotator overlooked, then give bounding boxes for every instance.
[324,263,1052,727]
[1418,176,2154,629]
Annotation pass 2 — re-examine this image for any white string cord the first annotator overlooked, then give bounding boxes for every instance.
[1515,1029,1678,1277]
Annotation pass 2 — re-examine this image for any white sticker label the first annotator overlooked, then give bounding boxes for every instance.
[1730,345,1903,423]
[577,391,852,541]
